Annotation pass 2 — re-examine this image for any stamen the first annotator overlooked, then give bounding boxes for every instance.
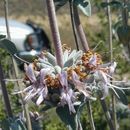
[92,41,102,51]
[108,83,130,90]
[4,79,23,82]
[109,86,120,98]
[111,81,125,83]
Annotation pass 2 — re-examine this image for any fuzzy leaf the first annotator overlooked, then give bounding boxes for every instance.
[56,105,78,130]
[64,57,74,67]
[36,62,54,71]
[73,50,82,63]
[74,0,91,16]
[54,65,61,74]
[68,50,77,59]
[46,52,57,66]
[56,102,85,130]
[38,58,53,66]
[0,38,18,56]
[63,50,69,64]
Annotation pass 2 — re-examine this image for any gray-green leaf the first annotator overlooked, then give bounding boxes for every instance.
[56,105,78,130]
[0,38,18,56]
[54,0,68,10]
[74,0,91,16]
[0,35,6,40]
[112,88,128,105]
[64,57,74,67]
[101,1,122,8]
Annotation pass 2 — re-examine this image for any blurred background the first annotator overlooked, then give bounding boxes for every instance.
[0,0,130,130]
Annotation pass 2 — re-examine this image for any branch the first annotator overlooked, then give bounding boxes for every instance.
[46,0,63,67]
[73,5,89,52]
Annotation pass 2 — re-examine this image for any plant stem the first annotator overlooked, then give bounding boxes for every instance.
[106,0,117,129]
[111,94,117,130]
[0,62,13,117]
[122,0,128,27]
[72,4,95,130]
[46,0,63,67]
[122,0,130,59]
[3,0,11,40]
[69,0,79,50]
[3,1,33,130]
[106,0,113,61]
[86,101,95,130]
[73,5,89,52]
[24,104,33,130]
[100,99,115,130]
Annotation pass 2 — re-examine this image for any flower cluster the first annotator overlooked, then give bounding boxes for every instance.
[19,48,121,113]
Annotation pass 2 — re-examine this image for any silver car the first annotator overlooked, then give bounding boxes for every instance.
[0,17,51,62]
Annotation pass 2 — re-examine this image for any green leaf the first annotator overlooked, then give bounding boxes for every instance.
[56,101,85,130]
[101,1,122,8]
[113,88,128,105]
[1,117,27,130]
[109,1,122,7]
[0,39,18,56]
[0,35,6,40]
[117,25,130,44]
[40,105,52,112]
[16,119,27,130]
[56,105,78,130]
[74,0,91,16]
[54,0,68,10]
[100,2,109,8]
[116,102,130,119]
[127,3,130,12]
[113,21,122,32]
[1,119,10,130]
[10,122,19,130]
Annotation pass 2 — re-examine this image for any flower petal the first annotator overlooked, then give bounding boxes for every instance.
[109,62,117,74]
[36,93,44,105]
[40,68,51,84]
[59,71,68,89]
[98,82,109,100]
[72,71,92,98]
[60,90,76,113]
[24,64,36,83]
[63,50,69,64]
[89,54,97,66]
